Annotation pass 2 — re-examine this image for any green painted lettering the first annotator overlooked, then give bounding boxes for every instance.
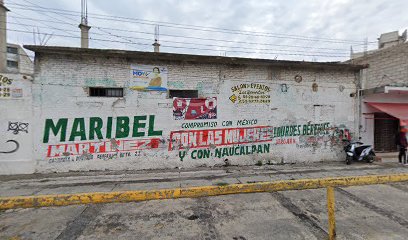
[69,118,86,141]
[235,146,240,155]
[106,117,113,138]
[133,115,147,137]
[264,144,270,153]
[257,144,263,153]
[245,146,250,155]
[116,116,130,138]
[89,117,103,140]
[148,115,162,136]
[202,149,210,159]
[302,125,307,135]
[215,148,222,158]
[43,118,68,143]
[240,146,245,155]
[222,147,229,157]
[228,147,234,156]
[285,126,289,137]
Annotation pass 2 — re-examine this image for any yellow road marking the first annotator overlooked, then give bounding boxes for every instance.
[326,186,336,240]
[1,173,407,210]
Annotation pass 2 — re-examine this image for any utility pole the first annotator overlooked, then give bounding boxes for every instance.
[79,0,91,48]
[152,25,160,52]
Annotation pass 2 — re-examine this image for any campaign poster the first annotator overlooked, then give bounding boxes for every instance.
[173,97,217,120]
[129,64,168,91]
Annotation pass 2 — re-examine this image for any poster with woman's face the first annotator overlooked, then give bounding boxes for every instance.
[129,64,168,91]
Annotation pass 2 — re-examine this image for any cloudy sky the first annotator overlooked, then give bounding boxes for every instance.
[5,0,408,61]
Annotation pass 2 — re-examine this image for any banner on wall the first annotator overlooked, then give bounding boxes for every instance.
[0,74,23,98]
[129,64,168,91]
[229,83,271,104]
[173,97,217,120]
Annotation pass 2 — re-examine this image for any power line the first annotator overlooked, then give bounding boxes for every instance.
[8,2,363,42]
[5,21,351,56]
[10,0,139,50]
[5,1,369,59]
[8,14,364,54]
[4,27,350,58]
[6,2,376,44]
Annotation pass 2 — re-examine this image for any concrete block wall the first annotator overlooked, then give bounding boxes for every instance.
[0,72,33,174]
[26,53,358,174]
[0,51,357,174]
[351,42,408,89]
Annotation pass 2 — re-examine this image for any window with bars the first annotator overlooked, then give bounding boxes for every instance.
[7,60,18,68]
[7,47,18,54]
[89,88,124,97]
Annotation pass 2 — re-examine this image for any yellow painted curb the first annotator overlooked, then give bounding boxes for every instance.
[1,173,408,210]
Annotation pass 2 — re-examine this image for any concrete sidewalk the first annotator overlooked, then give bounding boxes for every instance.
[1,161,408,198]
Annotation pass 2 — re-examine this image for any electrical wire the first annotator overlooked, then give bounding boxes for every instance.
[4,27,351,58]
[6,2,375,44]
[7,0,370,56]
[5,0,375,60]
[10,1,136,50]
[5,22,351,56]
[9,15,356,52]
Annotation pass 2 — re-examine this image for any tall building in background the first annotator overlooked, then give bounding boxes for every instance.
[0,0,33,75]
[6,43,34,75]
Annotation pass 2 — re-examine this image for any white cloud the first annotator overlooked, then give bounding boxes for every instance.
[5,0,408,61]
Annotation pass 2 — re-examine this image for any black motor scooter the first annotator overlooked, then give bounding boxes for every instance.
[343,139,376,165]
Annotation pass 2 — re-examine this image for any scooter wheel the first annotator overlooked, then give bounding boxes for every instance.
[366,154,375,163]
[346,156,352,165]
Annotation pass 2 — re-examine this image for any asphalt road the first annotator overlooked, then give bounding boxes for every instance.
[2,185,408,239]
[1,162,408,239]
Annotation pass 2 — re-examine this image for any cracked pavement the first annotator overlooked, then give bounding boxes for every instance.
[1,161,408,239]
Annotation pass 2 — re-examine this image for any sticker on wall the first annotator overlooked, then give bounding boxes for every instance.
[11,88,23,98]
[229,83,271,104]
[0,75,24,99]
[0,75,14,98]
[173,97,217,120]
[129,64,168,91]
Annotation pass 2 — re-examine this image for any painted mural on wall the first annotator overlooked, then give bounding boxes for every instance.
[129,64,168,91]
[169,126,273,151]
[173,97,217,120]
[0,75,23,98]
[271,123,351,149]
[169,121,352,161]
[42,115,165,163]
[229,83,271,104]
[40,111,350,164]
[169,126,273,161]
